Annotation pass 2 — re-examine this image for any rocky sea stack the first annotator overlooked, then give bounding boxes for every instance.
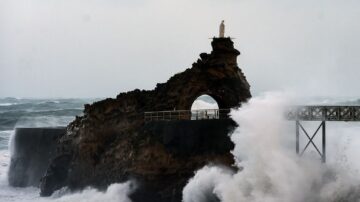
[40,37,251,202]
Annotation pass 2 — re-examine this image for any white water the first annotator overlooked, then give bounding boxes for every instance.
[0,130,135,202]
[183,92,360,202]
[0,130,139,201]
[0,157,134,202]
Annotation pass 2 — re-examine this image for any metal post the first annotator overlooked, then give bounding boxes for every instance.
[296,120,300,155]
[322,121,326,163]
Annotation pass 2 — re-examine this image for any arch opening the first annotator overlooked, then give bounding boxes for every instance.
[190,95,219,120]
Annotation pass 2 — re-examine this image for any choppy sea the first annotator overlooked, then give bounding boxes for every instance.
[0,98,94,201]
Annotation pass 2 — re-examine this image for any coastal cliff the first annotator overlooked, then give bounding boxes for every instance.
[40,37,251,201]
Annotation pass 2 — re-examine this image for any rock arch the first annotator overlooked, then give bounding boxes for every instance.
[82,37,251,116]
[190,94,220,120]
[190,94,219,110]
[187,92,226,110]
[153,38,251,112]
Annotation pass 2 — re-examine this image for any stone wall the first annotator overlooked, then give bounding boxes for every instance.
[8,127,65,187]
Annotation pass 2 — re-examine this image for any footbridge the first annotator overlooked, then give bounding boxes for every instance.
[146,106,360,163]
[287,106,360,163]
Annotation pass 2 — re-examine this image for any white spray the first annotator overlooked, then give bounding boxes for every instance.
[1,129,136,202]
[183,92,360,202]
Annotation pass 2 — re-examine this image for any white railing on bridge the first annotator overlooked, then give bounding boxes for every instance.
[144,109,231,122]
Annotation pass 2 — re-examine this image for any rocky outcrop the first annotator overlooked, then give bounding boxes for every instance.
[40,37,251,201]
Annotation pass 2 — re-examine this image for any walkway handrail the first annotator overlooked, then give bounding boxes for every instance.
[144,109,231,122]
[286,105,360,121]
[287,105,360,163]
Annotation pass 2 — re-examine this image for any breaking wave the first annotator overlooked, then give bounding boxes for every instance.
[183,92,360,202]
[0,129,135,202]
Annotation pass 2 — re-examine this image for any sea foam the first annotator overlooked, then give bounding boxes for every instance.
[183,92,360,202]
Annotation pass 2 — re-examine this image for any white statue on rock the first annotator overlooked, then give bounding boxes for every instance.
[219,20,225,38]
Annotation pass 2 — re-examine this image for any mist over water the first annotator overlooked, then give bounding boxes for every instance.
[183,92,360,202]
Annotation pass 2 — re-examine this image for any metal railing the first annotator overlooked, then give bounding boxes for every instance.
[144,109,231,122]
[286,105,360,163]
[286,106,360,121]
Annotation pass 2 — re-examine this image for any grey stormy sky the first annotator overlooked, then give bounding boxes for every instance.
[1,0,360,98]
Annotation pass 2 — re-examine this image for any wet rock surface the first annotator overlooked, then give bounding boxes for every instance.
[8,127,65,187]
[40,37,251,201]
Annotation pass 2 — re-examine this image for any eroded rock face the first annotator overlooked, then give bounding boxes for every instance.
[40,37,251,201]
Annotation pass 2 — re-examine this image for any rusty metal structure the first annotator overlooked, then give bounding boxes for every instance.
[287,106,360,163]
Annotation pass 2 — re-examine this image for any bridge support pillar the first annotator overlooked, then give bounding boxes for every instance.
[295,120,326,163]
[322,121,326,163]
[296,120,300,154]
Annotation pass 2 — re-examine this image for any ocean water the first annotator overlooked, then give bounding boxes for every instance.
[0,95,360,202]
[0,98,134,202]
